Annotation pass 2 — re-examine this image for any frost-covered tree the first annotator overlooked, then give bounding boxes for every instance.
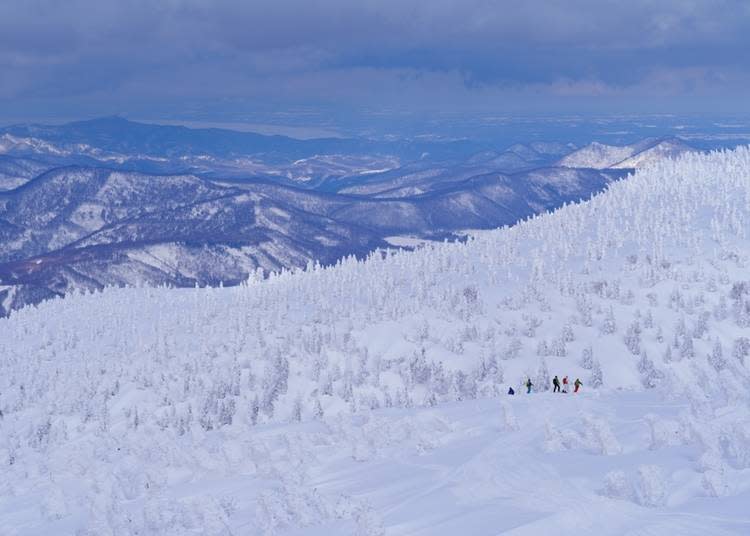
[638,352,663,389]
[600,307,617,335]
[589,359,604,389]
[582,415,621,455]
[634,465,667,507]
[291,396,303,422]
[535,359,551,392]
[219,398,236,427]
[679,334,695,360]
[700,451,729,498]
[601,471,632,500]
[732,337,750,366]
[714,295,729,321]
[730,282,750,327]
[312,397,324,419]
[692,312,710,339]
[624,321,642,355]
[576,295,593,327]
[353,502,386,536]
[708,340,726,372]
[409,348,431,385]
[522,313,541,338]
[580,345,594,370]
[562,323,575,342]
[549,338,567,357]
[643,309,654,329]
[503,338,522,360]
[662,345,673,363]
[429,361,451,396]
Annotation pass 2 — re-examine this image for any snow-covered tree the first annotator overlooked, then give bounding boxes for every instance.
[600,306,617,335]
[708,340,727,372]
[634,465,667,507]
[535,359,551,392]
[589,359,604,389]
[580,345,594,370]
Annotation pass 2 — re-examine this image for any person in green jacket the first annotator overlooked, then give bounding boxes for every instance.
[525,378,533,394]
[574,378,583,393]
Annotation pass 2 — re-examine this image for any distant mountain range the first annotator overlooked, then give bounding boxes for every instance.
[0,118,701,315]
[0,117,478,181]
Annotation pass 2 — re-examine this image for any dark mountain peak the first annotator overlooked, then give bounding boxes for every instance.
[70,115,131,127]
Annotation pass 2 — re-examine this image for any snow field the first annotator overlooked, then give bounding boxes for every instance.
[2,392,750,534]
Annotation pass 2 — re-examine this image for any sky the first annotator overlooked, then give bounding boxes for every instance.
[1,0,750,126]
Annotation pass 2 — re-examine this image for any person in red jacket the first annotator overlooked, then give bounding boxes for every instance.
[562,376,569,393]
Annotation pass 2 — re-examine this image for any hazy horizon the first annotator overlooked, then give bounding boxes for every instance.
[2,0,750,128]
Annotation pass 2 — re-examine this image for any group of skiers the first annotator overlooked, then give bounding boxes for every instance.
[507,375,582,395]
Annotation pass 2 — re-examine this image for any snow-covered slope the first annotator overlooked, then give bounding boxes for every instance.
[559,138,697,170]
[1,149,749,535]
[557,141,639,168]
[611,138,696,169]
[0,155,53,191]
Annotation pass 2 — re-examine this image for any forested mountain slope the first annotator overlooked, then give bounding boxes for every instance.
[0,165,626,315]
[1,148,749,535]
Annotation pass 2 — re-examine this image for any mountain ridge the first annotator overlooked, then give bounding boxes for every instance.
[0,163,627,314]
[558,137,697,169]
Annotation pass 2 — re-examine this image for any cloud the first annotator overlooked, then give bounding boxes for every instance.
[1,0,749,118]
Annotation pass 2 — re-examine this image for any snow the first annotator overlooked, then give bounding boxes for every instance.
[558,142,636,169]
[612,139,695,169]
[558,139,698,171]
[287,155,400,183]
[69,202,107,231]
[359,168,394,175]
[0,285,17,313]
[126,244,188,276]
[1,148,750,534]
[3,392,750,535]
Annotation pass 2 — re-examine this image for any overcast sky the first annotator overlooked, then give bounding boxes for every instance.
[2,0,749,124]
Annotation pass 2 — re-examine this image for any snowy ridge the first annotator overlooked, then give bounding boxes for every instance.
[557,141,637,169]
[559,138,697,170]
[611,138,696,169]
[1,148,750,534]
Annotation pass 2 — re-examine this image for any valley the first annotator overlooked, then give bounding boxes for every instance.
[0,118,711,315]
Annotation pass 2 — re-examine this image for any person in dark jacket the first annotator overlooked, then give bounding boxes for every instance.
[525,378,533,394]
[508,386,515,395]
[552,375,561,393]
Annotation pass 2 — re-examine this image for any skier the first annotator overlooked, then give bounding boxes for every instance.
[574,378,583,393]
[562,376,569,393]
[552,375,561,393]
[508,386,515,395]
[525,378,533,394]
